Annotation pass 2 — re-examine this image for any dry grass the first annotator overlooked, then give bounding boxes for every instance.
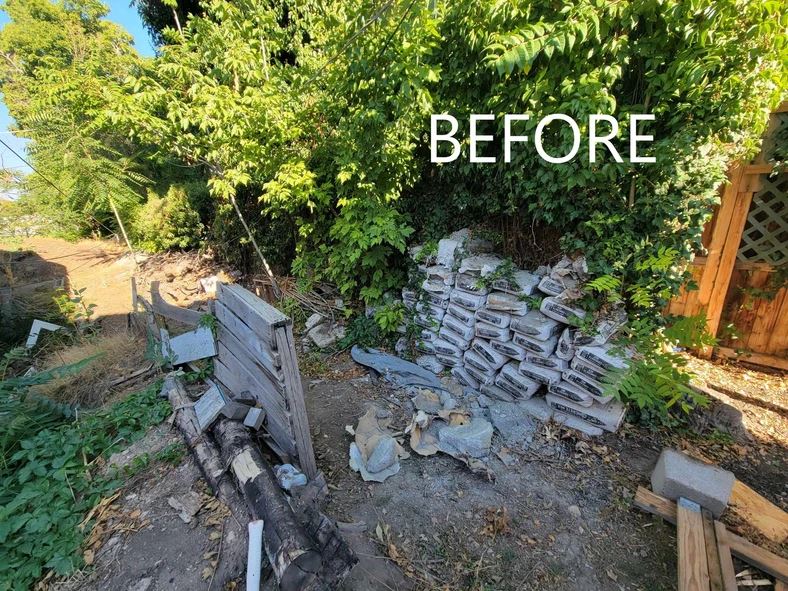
[33,333,149,407]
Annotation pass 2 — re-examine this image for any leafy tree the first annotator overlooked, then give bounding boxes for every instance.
[131,0,204,45]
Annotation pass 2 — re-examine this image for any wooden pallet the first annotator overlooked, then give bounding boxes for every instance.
[635,486,788,591]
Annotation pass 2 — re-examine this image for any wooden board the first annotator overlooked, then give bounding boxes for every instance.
[729,479,788,543]
[635,486,677,524]
[216,323,285,396]
[215,300,281,369]
[715,347,788,371]
[677,498,711,591]
[217,283,288,345]
[713,521,739,591]
[274,324,317,479]
[701,508,725,591]
[150,280,203,326]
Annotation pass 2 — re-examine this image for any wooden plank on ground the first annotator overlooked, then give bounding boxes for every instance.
[635,486,677,524]
[723,528,788,582]
[729,479,788,543]
[215,343,287,419]
[274,324,317,479]
[715,347,788,371]
[713,521,739,591]
[215,300,281,369]
[150,280,202,326]
[677,497,711,591]
[217,283,288,345]
[701,508,725,591]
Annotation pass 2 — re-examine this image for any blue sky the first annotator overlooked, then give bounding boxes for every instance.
[0,1,155,174]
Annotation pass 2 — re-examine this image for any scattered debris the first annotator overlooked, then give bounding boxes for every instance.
[437,418,493,459]
[305,314,345,348]
[275,464,307,491]
[168,491,204,524]
[193,384,231,431]
[243,407,266,430]
[350,345,447,392]
[25,318,64,348]
[246,520,265,591]
[348,406,409,483]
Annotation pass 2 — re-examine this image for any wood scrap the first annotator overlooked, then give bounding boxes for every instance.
[677,498,711,591]
[634,486,788,583]
[729,480,788,544]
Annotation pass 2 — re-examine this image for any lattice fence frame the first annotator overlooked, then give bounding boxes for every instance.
[736,172,788,265]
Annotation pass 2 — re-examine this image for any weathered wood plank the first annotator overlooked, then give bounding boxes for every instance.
[723,527,788,582]
[713,521,738,591]
[634,486,677,524]
[217,322,285,394]
[677,498,711,591]
[215,300,281,370]
[701,508,725,591]
[729,479,788,543]
[274,324,317,479]
[715,347,788,371]
[214,356,296,457]
[217,283,288,345]
[150,280,202,326]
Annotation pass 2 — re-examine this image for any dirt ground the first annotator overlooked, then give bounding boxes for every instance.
[4,238,787,591]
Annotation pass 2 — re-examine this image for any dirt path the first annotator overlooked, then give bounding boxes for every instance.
[1,236,137,330]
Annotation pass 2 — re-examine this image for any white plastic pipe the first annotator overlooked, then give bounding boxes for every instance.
[246,519,265,591]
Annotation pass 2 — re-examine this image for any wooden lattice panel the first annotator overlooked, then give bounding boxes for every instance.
[737,172,788,265]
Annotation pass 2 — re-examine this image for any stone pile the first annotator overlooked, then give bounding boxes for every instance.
[401,230,629,437]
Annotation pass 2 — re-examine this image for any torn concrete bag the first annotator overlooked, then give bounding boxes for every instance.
[455,273,489,295]
[496,362,540,399]
[416,301,446,322]
[415,313,440,331]
[485,292,529,316]
[463,348,495,374]
[555,328,575,360]
[511,310,562,341]
[402,288,417,306]
[420,329,438,343]
[650,449,735,518]
[480,382,517,403]
[436,238,462,268]
[446,303,477,327]
[538,276,572,296]
[525,353,569,371]
[474,322,511,342]
[426,265,456,286]
[451,366,481,391]
[433,338,462,358]
[458,255,504,276]
[450,290,487,311]
[489,339,528,361]
[475,308,511,328]
[491,270,540,296]
[349,407,410,483]
[546,394,626,433]
[540,296,587,323]
[416,355,445,374]
[512,332,559,357]
[470,339,508,370]
[466,363,495,387]
[518,361,562,386]
[547,381,594,408]
[438,325,472,351]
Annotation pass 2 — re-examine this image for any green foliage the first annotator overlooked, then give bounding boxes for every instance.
[0,382,170,589]
[373,302,406,335]
[131,185,206,252]
[338,314,383,349]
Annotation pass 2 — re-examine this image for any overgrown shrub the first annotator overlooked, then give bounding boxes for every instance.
[132,184,205,252]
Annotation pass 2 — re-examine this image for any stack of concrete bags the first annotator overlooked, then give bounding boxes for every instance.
[402,231,630,437]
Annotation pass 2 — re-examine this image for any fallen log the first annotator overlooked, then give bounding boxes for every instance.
[162,376,243,513]
[213,417,323,591]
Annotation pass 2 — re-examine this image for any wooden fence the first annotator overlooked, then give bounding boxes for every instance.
[667,103,787,370]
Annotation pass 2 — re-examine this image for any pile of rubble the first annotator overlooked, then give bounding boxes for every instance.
[400,229,630,437]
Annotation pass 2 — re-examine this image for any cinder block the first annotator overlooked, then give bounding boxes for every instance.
[650,449,734,517]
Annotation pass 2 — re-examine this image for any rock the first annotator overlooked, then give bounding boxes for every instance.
[349,443,400,483]
[167,491,204,523]
[305,313,325,332]
[366,437,399,473]
[568,505,581,519]
[438,418,493,458]
[127,578,153,591]
[307,321,345,348]
[488,401,538,444]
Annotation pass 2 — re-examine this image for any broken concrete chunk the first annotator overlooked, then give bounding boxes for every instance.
[307,321,345,349]
[511,310,563,340]
[437,238,462,268]
[458,255,504,276]
[305,312,325,332]
[545,394,626,433]
[349,406,409,483]
[519,397,554,422]
[426,265,456,286]
[438,418,493,459]
[243,407,266,430]
[485,292,528,316]
[168,491,204,523]
[488,401,538,444]
[651,449,735,518]
[416,355,445,374]
[365,437,399,473]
